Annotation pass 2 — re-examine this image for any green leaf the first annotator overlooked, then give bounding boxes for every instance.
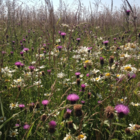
[104,120,110,127]
[92,128,103,135]
[73,123,78,130]
[0,97,4,117]
[112,123,127,127]
[37,131,44,138]
[26,121,35,138]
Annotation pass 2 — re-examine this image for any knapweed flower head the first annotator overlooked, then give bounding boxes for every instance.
[103,40,109,46]
[29,66,35,72]
[42,100,49,106]
[23,48,29,52]
[61,32,66,38]
[81,84,86,91]
[67,93,79,104]
[57,46,62,50]
[126,10,131,16]
[115,104,130,118]
[19,104,25,109]
[100,57,104,66]
[104,106,115,119]
[76,38,81,41]
[15,62,22,67]
[23,123,30,130]
[49,121,57,128]
[75,72,81,78]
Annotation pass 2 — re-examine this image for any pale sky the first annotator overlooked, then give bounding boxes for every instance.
[17,0,140,10]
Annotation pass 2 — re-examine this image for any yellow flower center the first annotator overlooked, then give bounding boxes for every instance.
[66,136,72,140]
[120,99,124,102]
[0,117,4,120]
[96,78,99,81]
[131,45,135,48]
[120,54,125,57]
[41,47,44,50]
[17,79,22,82]
[85,60,90,63]
[11,132,16,136]
[105,73,111,77]
[78,134,84,139]
[117,74,120,77]
[5,79,10,82]
[134,104,138,106]
[124,66,132,71]
[12,104,16,107]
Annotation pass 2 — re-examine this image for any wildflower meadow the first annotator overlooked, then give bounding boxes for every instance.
[1,0,140,139]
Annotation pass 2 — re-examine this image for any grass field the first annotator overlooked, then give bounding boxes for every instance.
[1,0,140,139]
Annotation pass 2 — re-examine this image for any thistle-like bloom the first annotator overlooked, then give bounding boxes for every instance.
[15,62,22,67]
[23,123,30,130]
[29,66,35,72]
[23,48,29,52]
[48,121,57,133]
[19,104,25,110]
[104,106,115,119]
[75,72,81,78]
[42,100,49,106]
[100,57,104,66]
[126,10,131,16]
[81,84,86,91]
[64,109,72,119]
[67,94,79,104]
[61,32,66,38]
[103,40,109,46]
[57,46,62,51]
[115,104,130,118]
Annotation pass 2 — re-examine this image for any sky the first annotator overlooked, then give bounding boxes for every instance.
[17,0,140,11]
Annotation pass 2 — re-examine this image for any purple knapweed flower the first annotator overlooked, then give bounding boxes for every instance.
[23,48,29,52]
[67,93,79,104]
[29,66,35,72]
[81,84,86,91]
[2,51,6,54]
[61,32,66,38]
[75,72,81,78]
[49,121,57,128]
[15,62,22,67]
[76,38,81,43]
[86,73,89,77]
[100,57,104,66]
[21,63,24,67]
[12,41,15,45]
[126,10,131,16]
[42,100,49,106]
[115,104,130,118]
[23,124,30,130]
[20,51,24,56]
[103,40,109,46]
[57,46,62,51]
[15,124,20,127]
[81,101,85,105]
[43,44,46,47]
[67,109,72,113]
[19,104,25,110]
[11,51,13,55]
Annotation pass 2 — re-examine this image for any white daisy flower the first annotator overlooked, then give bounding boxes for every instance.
[76,132,87,140]
[57,72,65,79]
[9,102,18,110]
[0,116,6,122]
[9,129,18,137]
